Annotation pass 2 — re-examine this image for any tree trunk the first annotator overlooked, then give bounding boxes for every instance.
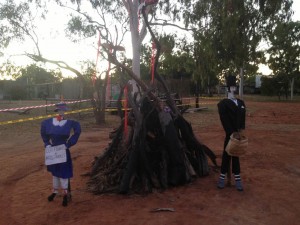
[195,81,199,108]
[239,67,244,99]
[93,109,105,124]
[128,0,142,97]
[290,77,294,100]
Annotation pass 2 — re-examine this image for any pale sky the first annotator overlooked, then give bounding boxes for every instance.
[1,1,300,79]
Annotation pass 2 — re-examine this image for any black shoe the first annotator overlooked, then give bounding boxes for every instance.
[62,195,68,207]
[235,180,244,191]
[217,178,225,189]
[48,193,56,202]
[68,193,72,202]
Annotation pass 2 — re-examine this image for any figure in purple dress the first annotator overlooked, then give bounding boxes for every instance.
[41,102,81,206]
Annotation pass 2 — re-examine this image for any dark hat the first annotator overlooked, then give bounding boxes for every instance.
[226,75,236,87]
[54,102,68,112]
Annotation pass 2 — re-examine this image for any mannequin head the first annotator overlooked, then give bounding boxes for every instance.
[54,102,68,116]
[229,86,237,93]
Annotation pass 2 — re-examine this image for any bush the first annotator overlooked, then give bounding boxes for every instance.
[9,85,27,100]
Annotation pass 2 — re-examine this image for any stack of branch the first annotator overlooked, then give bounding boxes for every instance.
[87,6,217,194]
[87,95,217,194]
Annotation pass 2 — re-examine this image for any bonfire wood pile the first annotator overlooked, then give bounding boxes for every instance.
[87,95,217,194]
[86,5,217,194]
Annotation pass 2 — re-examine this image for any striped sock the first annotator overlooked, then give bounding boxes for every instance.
[234,174,241,181]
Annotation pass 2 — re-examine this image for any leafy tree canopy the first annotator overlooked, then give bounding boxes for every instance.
[267,20,300,79]
[16,64,62,84]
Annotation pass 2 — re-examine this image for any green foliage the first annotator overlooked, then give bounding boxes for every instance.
[1,0,297,99]
[260,74,289,96]
[295,72,300,92]
[194,1,268,71]
[0,61,22,79]
[16,64,62,84]
[267,21,300,79]
[266,20,300,98]
[0,0,46,49]
[66,16,97,41]
[80,60,96,81]
[9,84,27,100]
[260,76,278,95]
[184,0,294,96]
[160,51,194,79]
[140,63,151,81]
[0,1,28,48]
[139,34,194,81]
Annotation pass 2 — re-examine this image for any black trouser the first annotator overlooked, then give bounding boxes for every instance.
[220,134,240,175]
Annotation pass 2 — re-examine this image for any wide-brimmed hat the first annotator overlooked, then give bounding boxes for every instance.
[54,102,68,112]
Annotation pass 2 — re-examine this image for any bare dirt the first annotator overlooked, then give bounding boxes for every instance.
[0,99,300,225]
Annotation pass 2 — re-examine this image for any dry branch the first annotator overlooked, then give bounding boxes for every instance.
[87,3,217,195]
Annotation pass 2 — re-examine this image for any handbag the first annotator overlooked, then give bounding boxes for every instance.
[225,132,248,157]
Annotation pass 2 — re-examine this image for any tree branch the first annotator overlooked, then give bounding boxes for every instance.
[149,22,194,32]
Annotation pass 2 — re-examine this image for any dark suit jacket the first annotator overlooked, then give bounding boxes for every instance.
[217,98,246,136]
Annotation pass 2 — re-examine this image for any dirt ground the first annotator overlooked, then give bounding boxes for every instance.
[0,98,300,225]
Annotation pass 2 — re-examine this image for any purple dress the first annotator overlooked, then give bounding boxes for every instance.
[41,118,81,178]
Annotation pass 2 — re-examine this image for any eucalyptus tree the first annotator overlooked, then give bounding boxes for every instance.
[58,0,202,124]
[0,0,43,53]
[63,0,195,92]
[0,0,90,100]
[267,21,300,99]
[193,31,219,96]
[185,0,294,98]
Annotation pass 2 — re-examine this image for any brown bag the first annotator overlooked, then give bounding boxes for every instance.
[225,132,248,157]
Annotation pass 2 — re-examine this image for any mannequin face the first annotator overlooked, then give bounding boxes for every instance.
[57,110,65,116]
[227,86,236,99]
[229,86,236,92]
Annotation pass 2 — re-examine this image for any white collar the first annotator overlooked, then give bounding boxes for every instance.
[228,97,238,106]
[52,118,67,127]
[228,97,238,105]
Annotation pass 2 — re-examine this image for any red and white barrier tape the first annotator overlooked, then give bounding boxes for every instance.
[0,97,221,112]
[0,99,91,112]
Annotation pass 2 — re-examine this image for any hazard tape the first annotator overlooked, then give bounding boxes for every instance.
[0,107,130,126]
[0,114,53,125]
[0,100,218,126]
[0,99,91,112]
[0,97,220,113]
